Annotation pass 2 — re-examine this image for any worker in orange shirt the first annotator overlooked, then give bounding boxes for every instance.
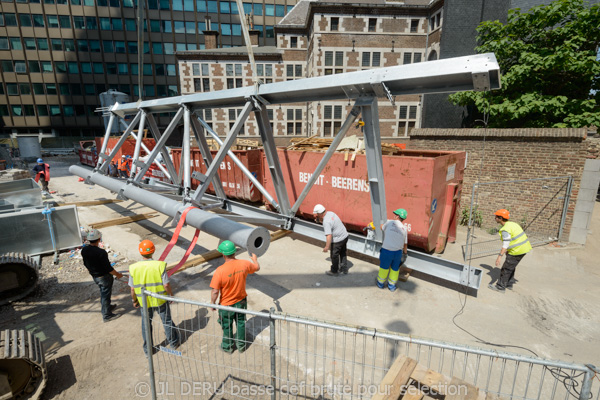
[117,155,129,178]
[32,158,51,193]
[210,241,260,353]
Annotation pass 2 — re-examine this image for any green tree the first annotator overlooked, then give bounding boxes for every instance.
[449,0,600,128]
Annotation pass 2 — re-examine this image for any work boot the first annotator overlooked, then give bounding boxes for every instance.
[109,304,117,312]
[325,270,339,277]
[103,313,121,322]
[376,280,385,289]
[488,284,506,293]
[388,284,397,292]
[341,267,348,275]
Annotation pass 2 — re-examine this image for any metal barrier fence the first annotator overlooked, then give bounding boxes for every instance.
[462,176,573,261]
[139,290,598,400]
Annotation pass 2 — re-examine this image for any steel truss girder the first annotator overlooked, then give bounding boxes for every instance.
[212,195,482,290]
[70,165,270,256]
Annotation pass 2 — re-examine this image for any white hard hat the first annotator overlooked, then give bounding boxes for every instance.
[313,204,325,214]
[87,229,102,241]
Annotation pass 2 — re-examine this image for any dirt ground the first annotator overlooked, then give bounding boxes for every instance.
[1,155,599,399]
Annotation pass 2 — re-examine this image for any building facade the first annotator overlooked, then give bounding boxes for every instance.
[178,0,439,139]
[0,0,297,137]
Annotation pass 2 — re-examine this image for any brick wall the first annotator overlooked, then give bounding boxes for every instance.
[408,128,591,240]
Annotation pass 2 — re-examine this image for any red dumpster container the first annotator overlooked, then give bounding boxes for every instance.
[263,149,465,253]
[171,148,263,202]
[78,149,98,167]
[94,137,156,159]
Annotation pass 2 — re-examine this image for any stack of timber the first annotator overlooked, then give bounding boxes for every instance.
[205,138,261,151]
[373,355,505,400]
[286,135,402,158]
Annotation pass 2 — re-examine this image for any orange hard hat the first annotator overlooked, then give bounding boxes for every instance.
[139,240,155,255]
[494,209,510,220]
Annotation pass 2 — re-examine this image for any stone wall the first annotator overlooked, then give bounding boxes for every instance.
[408,128,595,242]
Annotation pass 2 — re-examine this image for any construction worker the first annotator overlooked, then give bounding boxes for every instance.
[81,229,124,322]
[32,158,50,193]
[210,241,260,353]
[313,204,349,276]
[489,209,532,293]
[376,209,409,292]
[117,155,129,178]
[129,240,179,355]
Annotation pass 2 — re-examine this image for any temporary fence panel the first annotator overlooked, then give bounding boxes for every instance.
[262,149,466,252]
[140,290,596,400]
[462,176,573,261]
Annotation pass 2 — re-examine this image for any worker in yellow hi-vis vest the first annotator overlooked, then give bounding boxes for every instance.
[129,240,180,356]
[489,209,532,293]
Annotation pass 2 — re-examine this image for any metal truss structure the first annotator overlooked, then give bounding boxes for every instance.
[70,53,501,290]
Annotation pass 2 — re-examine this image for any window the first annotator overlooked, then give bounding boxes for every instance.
[368,18,377,32]
[330,17,338,31]
[37,38,49,50]
[220,1,229,13]
[286,64,302,79]
[221,23,231,36]
[410,19,419,33]
[78,40,88,52]
[4,13,17,26]
[67,62,79,73]
[403,52,412,65]
[41,61,52,72]
[168,85,178,96]
[0,37,7,50]
[33,83,44,94]
[70,83,82,95]
[286,108,303,135]
[125,18,136,31]
[73,16,85,29]
[185,21,195,34]
[0,106,8,117]
[59,83,70,95]
[23,105,35,116]
[89,40,100,52]
[413,53,422,63]
[84,84,95,95]
[12,106,23,117]
[115,41,126,53]
[323,105,343,137]
[117,63,128,74]
[29,61,40,72]
[265,4,274,16]
[150,19,160,32]
[49,105,61,116]
[164,43,174,54]
[143,63,152,75]
[155,64,165,76]
[47,15,59,28]
[37,105,49,116]
[103,40,114,52]
[253,3,262,15]
[7,83,18,95]
[166,64,176,76]
[290,37,297,48]
[51,38,63,51]
[10,37,22,50]
[276,5,284,16]
[86,17,97,29]
[226,78,243,89]
[100,17,110,30]
[64,39,75,51]
[397,104,419,137]
[32,14,45,27]
[46,84,57,95]
[193,78,210,92]
[112,18,122,30]
[59,15,71,28]
[80,62,91,73]
[93,62,103,74]
[152,43,162,54]
[2,60,14,73]
[15,61,27,73]
[19,83,31,95]
[19,14,32,27]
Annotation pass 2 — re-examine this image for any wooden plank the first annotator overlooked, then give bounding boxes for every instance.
[167,229,291,274]
[372,356,418,400]
[89,213,159,229]
[409,364,451,395]
[401,391,424,400]
[58,199,124,207]
[445,377,479,400]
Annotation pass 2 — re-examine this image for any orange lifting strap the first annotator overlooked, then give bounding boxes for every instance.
[159,206,201,277]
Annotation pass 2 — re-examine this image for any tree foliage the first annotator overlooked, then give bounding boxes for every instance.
[449,0,600,128]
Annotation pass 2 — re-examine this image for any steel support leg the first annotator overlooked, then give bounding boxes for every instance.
[130,110,147,179]
[96,113,116,170]
[182,106,192,198]
[191,102,253,203]
[360,97,387,241]
[254,101,291,216]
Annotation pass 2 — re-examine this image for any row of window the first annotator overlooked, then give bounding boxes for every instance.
[0,0,294,14]
[1,60,178,75]
[322,50,423,73]
[0,81,178,97]
[329,17,421,33]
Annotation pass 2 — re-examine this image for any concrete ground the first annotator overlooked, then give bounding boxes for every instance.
[1,156,599,399]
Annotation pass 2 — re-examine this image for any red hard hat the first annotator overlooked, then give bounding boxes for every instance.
[494,209,510,220]
[139,240,155,255]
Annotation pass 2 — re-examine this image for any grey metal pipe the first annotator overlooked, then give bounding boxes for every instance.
[70,165,270,256]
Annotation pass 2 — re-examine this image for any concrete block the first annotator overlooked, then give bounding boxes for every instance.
[574,199,595,213]
[572,210,591,229]
[577,188,597,202]
[569,226,589,245]
[579,171,600,189]
[583,159,600,172]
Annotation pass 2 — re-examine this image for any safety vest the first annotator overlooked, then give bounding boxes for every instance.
[34,163,50,182]
[499,221,532,256]
[117,158,129,171]
[129,260,168,308]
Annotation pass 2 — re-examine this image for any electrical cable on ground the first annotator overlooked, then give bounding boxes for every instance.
[451,94,591,399]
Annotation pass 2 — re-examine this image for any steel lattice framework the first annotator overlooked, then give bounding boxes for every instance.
[69,53,502,290]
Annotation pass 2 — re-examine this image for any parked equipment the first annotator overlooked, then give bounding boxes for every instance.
[0,253,39,306]
[0,329,47,400]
